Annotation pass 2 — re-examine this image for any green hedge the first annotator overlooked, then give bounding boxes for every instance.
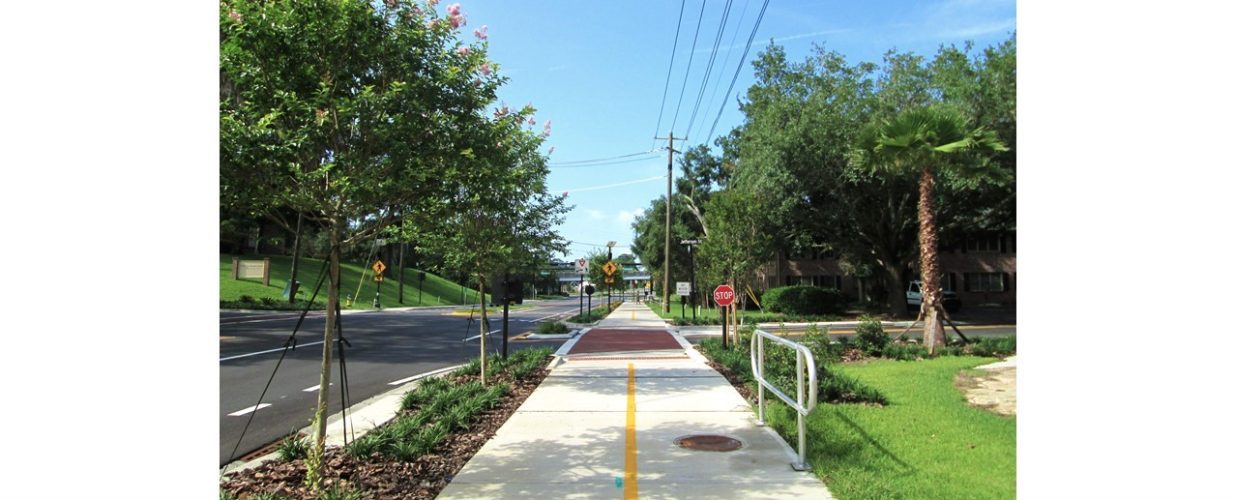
[761,286,845,315]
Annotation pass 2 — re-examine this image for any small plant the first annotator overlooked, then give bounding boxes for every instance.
[239,295,256,303]
[454,358,481,377]
[344,433,382,458]
[401,376,450,410]
[260,297,278,307]
[276,432,309,461]
[970,336,1017,357]
[852,315,891,357]
[220,489,239,500]
[319,484,366,500]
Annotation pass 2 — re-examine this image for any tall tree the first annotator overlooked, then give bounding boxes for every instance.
[852,105,1007,354]
[221,0,513,489]
[409,101,568,384]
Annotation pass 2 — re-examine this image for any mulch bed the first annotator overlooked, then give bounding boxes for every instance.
[221,363,552,499]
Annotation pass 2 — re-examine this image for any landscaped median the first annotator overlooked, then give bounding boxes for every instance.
[697,322,1016,500]
[221,348,555,500]
[563,300,624,324]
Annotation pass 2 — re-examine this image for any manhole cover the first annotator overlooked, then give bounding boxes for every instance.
[674,434,743,452]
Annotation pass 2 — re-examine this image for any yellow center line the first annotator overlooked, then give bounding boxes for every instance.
[624,363,638,499]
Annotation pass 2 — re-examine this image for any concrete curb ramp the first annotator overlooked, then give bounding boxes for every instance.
[438,302,834,499]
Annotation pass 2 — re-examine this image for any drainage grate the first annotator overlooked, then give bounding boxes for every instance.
[674,434,743,452]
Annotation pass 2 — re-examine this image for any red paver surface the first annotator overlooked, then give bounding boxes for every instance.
[567,328,682,354]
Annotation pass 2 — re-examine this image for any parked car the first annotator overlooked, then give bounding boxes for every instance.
[906,280,961,313]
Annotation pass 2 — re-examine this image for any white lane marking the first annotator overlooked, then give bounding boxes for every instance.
[302,383,333,392]
[462,330,501,342]
[387,364,463,386]
[228,403,271,416]
[528,311,567,322]
[220,340,325,362]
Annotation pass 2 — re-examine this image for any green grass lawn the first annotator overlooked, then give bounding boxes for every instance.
[220,254,488,310]
[761,356,1015,500]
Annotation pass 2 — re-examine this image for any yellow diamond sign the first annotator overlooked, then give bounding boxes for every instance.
[603,261,618,276]
[372,260,386,274]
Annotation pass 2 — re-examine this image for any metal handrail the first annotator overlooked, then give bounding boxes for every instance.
[750,328,819,471]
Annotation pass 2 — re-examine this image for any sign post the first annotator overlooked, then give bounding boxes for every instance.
[585,284,595,322]
[372,260,387,309]
[576,258,589,318]
[714,284,736,348]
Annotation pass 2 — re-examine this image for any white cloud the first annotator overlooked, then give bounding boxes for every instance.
[616,208,646,225]
[588,209,606,220]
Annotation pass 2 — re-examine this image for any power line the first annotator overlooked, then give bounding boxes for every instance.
[704,0,771,146]
[560,172,666,192]
[551,155,664,169]
[549,150,660,167]
[699,0,752,139]
[684,0,736,142]
[669,0,708,135]
[651,0,688,149]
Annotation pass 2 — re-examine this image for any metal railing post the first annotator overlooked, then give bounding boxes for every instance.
[749,328,818,472]
[750,333,760,422]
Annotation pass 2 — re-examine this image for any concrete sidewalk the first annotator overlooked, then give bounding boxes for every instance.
[438,301,834,499]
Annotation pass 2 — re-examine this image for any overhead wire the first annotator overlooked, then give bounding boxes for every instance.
[699,0,752,139]
[683,0,736,142]
[704,0,772,146]
[651,0,688,149]
[549,150,660,167]
[550,155,665,169]
[558,174,666,194]
[668,0,709,137]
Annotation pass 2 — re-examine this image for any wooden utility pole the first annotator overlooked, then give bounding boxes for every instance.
[654,131,683,313]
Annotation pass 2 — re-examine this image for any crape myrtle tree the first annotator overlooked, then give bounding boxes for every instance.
[221,0,517,490]
[852,105,1007,354]
[408,100,568,386]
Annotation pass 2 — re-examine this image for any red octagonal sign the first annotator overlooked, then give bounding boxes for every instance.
[713,284,736,307]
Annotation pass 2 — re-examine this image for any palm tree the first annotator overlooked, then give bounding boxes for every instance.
[853,106,1008,354]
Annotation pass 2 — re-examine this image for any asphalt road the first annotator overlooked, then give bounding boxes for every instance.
[219,298,581,466]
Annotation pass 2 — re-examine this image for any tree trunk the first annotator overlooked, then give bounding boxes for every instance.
[918,166,946,354]
[308,222,340,492]
[478,275,488,386]
[288,212,303,303]
[881,261,910,318]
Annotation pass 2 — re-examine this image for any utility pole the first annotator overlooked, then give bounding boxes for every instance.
[653,131,683,313]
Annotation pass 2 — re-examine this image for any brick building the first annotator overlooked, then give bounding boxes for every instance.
[756,231,1016,308]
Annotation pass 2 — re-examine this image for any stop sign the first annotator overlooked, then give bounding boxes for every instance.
[713,284,736,306]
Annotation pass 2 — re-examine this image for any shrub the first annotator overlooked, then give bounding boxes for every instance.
[260,297,278,307]
[852,315,891,357]
[276,433,308,461]
[536,321,569,334]
[883,342,928,361]
[970,336,1016,357]
[761,286,845,315]
[239,295,256,303]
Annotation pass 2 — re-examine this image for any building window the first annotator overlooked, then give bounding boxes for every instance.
[964,273,1006,293]
[812,275,841,289]
[965,234,1002,253]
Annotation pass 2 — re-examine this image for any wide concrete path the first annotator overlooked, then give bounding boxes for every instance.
[438,301,834,499]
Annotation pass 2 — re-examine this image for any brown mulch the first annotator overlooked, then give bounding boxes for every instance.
[221,363,552,500]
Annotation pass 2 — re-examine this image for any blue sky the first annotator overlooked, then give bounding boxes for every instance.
[447,0,1016,261]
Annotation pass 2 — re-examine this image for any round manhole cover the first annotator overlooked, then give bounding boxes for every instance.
[674,434,743,452]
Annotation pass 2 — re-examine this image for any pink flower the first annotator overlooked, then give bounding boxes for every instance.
[449,13,466,28]
[480,63,491,76]
[427,0,439,7]
[427,19,440,28]
[543,120,552,136]
[456,46,470,56]
[528,117,536,126]
[474,25,488,40]
[384,0,398,9]
[228,9,243,23]
[446,3,460,15]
